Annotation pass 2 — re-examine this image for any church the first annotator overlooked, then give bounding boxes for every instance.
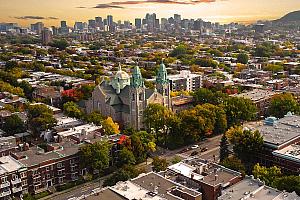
[86,62,171,130]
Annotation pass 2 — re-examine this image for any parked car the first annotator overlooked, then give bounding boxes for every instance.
[201,147,208,152]
[191,145,199,149]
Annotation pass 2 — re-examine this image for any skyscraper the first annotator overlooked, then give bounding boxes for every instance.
[107,15,113,26]
[60,21,67,28]
[41,28,52,45]
[95,17,103,28]
[30,22,44,34]
[135,18,142,29]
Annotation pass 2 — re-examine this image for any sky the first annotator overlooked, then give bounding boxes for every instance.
[1,0,300,27]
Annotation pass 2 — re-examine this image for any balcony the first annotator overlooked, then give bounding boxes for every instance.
[12,186,23,193]
[0,182,10,188]
[11,178,22,185]
[0,190,11,197]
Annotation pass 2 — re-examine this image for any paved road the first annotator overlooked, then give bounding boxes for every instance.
[43,135,222,200]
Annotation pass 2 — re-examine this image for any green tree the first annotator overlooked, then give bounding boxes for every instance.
[220,134,229,162]
[273,176,300,195]
[170,44,188,57]
[118,147,136,167]
[79,141,111,174]
[252,164,282,186]
[85,111,103,125]
[2,114,25,135]
[50,39,69,50]
[221,156,246,176]
[27,104,57,136]
[237,53,249,64]
[223,97,257,126]
[103,165,144,187]
[152,156,168,172]
[63,101,83,119]
[228,128,263,164]
[264,64,284,73]
[268,93,299,118]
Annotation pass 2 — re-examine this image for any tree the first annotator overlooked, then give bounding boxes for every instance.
[264,64,284,73]
[273,176,300,195]
[152,156,168,172]
[220,134,229,162]
[223,97,257,126]
[102,117,120,135]
[118,147,136,167]
[2,114,25,135]
[63,101,83,119]
[252,164,282,186]
[221,156,246,176]
[144,103,173,142]
[85,111,103,125]
[50,39,69,50]
[268,93,299,118]
[103,165,144,187]
[126,133,146,163]
[237,53,249,64]
[170,44,188,57]
[79,141,111,174]
[27,104,57,136]
[227,127,263,164]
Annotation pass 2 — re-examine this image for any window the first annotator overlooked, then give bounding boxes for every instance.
[71,166,75,172]
[57,163,64,168]
[22,180,27,186]
[46,166,50,171]
[57,170,65,176]
[20,172,26,178]
[58,177,64,184]
[46,174,50,179]
[70,159,74,164]
[1,177,7,183]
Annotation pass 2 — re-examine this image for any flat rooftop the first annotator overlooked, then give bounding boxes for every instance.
[218,177,281,200]
[273,144,300,164]
[232,89,277,102]
[0,156,24,175]
[131,172,201,200]
[110,181,164,200]
[246,114,300,149]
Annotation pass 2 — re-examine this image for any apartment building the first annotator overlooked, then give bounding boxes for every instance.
[168,70,202,92]
[0,156,27,200]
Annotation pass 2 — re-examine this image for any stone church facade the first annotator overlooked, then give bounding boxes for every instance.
[86,62,171,130]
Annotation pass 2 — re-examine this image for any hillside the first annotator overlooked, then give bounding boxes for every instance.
[275,10,300,22]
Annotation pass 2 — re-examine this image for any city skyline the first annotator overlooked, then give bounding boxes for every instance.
[1,0,300,26]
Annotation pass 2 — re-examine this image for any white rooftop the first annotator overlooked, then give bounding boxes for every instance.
[0,156,24,175]
[57,124,101,137]
[167,162,204,181]
[110,181,165,200]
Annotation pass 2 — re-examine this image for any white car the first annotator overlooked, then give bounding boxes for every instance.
[191,145,199,149]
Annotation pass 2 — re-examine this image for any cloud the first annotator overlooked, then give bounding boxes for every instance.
[93,4,124,9]
[14,16,45,20]
[14,16,59,20]
[85,0,220,10]
[111,0,218,5]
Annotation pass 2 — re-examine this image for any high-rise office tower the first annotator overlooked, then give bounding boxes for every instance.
[74,22,84,31]
[135,18,142,29]
[41,28,52,45]
[107,15,113,26]
[30,22,44,34]
[60,21,67,28]
[95,17,103,28]
[88,19,96,28]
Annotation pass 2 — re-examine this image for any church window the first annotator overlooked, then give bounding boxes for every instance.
[132,93,135,101]
[139,93,143,101]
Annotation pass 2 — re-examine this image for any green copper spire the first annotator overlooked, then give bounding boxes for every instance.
[130,66,144,88]
[156,60,168,85]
